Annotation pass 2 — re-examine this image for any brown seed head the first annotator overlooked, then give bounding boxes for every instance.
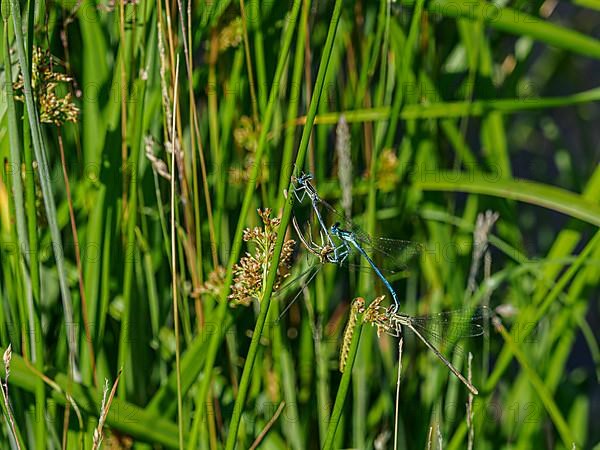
[229,209,295,307]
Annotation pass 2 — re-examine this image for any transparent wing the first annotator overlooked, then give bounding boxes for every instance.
[403,306,488,355]
[295,206,422,274]
[291,175,422,273]
[291,216,415,278]
[408,307,487,340]
[352,231,424,272]
[317,198,423,271]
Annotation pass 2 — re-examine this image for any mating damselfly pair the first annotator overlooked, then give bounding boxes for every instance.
[286,172,486,395]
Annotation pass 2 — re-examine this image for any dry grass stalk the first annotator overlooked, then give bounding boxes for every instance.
[1,345,21,450]
[145,136,171,181]
[248,401,285,450]
[336,115,353,220]
[393,338,404,450]
[466,352,475,450]
[466,210,499,297]
[92,370,122,450]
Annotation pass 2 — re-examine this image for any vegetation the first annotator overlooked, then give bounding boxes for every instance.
[0,0,599,448]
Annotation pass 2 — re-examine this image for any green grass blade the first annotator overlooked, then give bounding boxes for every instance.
[8,0,80,379]
[323,321,364,450]
[188,2,304,445]
[224,0,343,447]
[494,319,578,448]
[399,0,600,59]
[290,87,600,125]
[416,172,600,227]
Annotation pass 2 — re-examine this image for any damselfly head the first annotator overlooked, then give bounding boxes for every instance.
[294,171,313,185]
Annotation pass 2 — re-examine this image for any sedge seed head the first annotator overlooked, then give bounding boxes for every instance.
[197,266,226,299]
[229,209,295,307]
[13,47,79,126]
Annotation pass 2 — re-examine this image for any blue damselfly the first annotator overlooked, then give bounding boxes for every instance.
[331,221,404,313]
[292,172,343,262]
[290,174,485,393]
[293,172,422,288]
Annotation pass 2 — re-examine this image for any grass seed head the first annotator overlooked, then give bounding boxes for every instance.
[218,18,243,51]
[197,266,226,299]
[14,47,79,126]
[376,149,400,192]
[229,208,295,307]
[363,295,398,338]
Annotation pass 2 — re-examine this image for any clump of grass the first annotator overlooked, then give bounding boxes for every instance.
[1,0,599,448]
[229,208,295,306]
